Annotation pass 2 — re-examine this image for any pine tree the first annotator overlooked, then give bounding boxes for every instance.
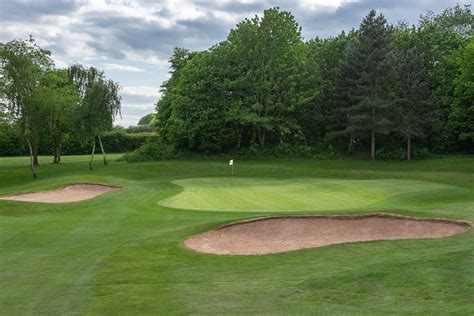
[342,10,394,159]
[391,44,435,160]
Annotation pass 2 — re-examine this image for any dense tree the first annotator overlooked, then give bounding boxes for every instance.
[419,4,473,38]
[305,31,355,148]
[340,10,394,159]
[3,5,471,165]
[68,64,121,169]
[148,5,473,160]
[416,4,472,151]
[449,39,474,148]
[157,8,309,153]
[33,70,80,163]
[0,37,53,177]
[390,42,435,160]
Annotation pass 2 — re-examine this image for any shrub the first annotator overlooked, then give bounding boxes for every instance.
[122,136,178,162]
[101,130,155,153]
[0,123,27,156]
[125,124,155,134]
[376,148,406,160]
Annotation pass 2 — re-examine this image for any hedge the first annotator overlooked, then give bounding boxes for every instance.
[0,125,155,156]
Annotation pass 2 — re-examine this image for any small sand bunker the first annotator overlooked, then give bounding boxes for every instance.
[0,184,120,203]
[185,214,471,255]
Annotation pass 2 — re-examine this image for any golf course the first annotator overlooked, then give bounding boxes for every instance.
[1,1,473,314]
[1,155,473,314]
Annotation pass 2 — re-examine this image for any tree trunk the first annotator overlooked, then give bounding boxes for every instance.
[98,134,107,165]
[33,142,39,166]
[89,137,96,171]
[407,135,412,161]
[26,137,37,179]
[257,129,266,147]
[58,143,61,163]
[371,129,376,160]
[53,137,60,164]
[348,132,354,154]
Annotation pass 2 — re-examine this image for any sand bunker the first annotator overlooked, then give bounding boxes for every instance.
[0,184,120,203]
[185,214,471,255]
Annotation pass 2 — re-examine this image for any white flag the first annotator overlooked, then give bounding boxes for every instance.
[229,159,233,166]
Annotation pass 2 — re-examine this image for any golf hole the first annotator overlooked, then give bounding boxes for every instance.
[184,214,471,255]
[0,183,121,203]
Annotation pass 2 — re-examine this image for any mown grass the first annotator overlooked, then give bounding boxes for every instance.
[0,155,473,314]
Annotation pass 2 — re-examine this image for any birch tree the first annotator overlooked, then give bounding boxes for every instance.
[68,64,121,170]
[0,37,53,178]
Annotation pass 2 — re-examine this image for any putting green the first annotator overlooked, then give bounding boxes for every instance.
[160,177,460,212]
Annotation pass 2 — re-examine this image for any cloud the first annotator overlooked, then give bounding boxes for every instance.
[1,0,470,126]
[121,86,161,98]
[0,0,79,22]
[103,63,146,72]
[119,86,161,115]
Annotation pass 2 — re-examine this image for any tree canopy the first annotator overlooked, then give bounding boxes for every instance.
[151,5,473,159]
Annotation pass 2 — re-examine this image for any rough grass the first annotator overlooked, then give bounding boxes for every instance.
[0,155,473,314]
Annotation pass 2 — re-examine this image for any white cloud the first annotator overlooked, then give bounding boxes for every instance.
[122,103,156,110]
[103,63,146,72]
[121,86,161,98]
[114,114,143,127]
[297,0,358,11]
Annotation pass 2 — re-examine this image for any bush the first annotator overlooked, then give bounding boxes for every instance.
[375,147,430,160]
[412,147,430,159]
[0,126,155,156]
[0,123,27,156]
[122,136,178,162]
[101,131,155,153]
[60,131,154,155]
[376,148,406,160]
[125,124,155,134]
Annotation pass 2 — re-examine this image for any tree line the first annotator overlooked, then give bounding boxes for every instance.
[0,37,121,178]
[154,5,473,160]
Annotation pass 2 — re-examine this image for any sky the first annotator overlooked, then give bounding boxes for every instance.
[1,0,470,127]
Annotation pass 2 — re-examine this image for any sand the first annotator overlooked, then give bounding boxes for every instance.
[184,214,471,255]
[0,184,120,203]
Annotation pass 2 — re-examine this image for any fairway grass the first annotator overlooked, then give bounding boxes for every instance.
[0,155,473,314]
[161,177,464,212]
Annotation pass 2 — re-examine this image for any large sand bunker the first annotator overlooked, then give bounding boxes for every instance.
[0,184,120,203]
[185,214,471,255]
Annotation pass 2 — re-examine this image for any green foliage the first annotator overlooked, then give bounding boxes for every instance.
[341,10,394,159]
[305,31,355,143]
[68,64,122,138]
[0,37,53,117]
[125,124,155,134]
[449,39,474,148]
[137,113,156,125]
[2,4,473,164]
[0,121,26,155]
[0,37,55,175]
[122,135,178,162]
[101,130,154,153]
[157,8,311,153]
[0,129,152,156]
[144,5,473,160]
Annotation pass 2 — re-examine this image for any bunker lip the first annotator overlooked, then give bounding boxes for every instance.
[184,213,472,255]
[0,183,121,203]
